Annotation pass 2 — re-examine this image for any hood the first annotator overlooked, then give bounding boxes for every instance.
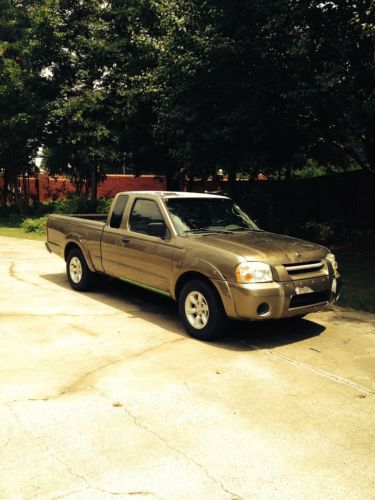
[187,230,328,265]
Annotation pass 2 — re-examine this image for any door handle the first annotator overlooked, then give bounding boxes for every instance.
[121,238,130,246]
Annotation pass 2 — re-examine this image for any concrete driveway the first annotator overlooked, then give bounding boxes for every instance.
[0,236,374,500]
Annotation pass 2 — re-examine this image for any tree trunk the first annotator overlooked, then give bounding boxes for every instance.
[187,171,195,192]
[227,164,237,199]
[35,175,40,204]
[22,173,30,210]
[90,165,98,207]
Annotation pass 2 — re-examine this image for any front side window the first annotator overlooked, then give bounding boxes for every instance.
[129,199,165,235]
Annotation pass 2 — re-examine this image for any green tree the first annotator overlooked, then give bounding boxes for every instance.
[0,0,48,208]
[29,0,119,204]
[99,1,175,184]
[4,0,370,208]
[265,0,375,175]
[144,0,375,185]
[141,0,310,190]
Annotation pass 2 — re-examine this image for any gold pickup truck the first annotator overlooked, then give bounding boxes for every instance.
[46,191,341,340]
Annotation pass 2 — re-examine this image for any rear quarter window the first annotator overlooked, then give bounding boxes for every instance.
[110,195,129,228]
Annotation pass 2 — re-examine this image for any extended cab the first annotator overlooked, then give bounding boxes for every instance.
[46,191,342,340]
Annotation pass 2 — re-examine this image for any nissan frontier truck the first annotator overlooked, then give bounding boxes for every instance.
[45,191,341,340]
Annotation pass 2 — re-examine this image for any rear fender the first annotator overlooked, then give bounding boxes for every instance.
[64,233,95,272]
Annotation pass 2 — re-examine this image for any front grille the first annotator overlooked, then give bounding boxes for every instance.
[289,290,331,308]
[284,260,323,275]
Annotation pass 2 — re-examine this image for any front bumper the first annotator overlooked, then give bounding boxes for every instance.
[222,274,342,320]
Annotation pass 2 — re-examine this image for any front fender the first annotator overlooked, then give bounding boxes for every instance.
[172,258,237,318]
[173,256,226,290]
[195,258,226,281]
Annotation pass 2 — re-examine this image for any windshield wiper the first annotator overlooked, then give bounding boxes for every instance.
[183,227,233,234]
[230,227,262,232]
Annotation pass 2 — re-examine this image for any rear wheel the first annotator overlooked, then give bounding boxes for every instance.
[179,279,227,341]
[66,248,94,291]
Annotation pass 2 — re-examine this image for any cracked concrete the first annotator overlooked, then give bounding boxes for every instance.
[1,236,375,499]
[240,341,375,395]
[2,337,187,405]
[53,487,164,499]
[117,398,241,499]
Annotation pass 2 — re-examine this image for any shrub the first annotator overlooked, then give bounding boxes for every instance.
[21,216,48,235]
[297,220,335,244]
[54,195,95,214]
[0,207,11,218]
[30,200,57,216]
[96,197,113,213]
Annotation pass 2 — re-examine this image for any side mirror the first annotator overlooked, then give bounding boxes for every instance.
[148,222,168,239]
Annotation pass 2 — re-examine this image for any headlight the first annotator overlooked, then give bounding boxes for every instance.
[235,262,273,283]
[326,252,339,271]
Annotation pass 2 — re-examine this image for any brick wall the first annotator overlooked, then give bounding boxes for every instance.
[0,174,167,201]
[97,175,167,198]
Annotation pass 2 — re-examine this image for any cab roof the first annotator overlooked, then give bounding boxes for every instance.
[117,191,229,199]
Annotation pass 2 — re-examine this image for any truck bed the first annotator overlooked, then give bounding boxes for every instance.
[46,213,108,271]
[56,213,108,222]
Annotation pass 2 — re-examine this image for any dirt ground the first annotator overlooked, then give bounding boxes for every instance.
[0,236,374,499]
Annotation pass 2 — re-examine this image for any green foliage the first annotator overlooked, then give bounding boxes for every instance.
[120,0,375,183]
[273,0,375,175]
[29,200,57,216]
[28,0,121,201]
[96,197,113,214]
[21,216,47,234]
[49,194,112,214]
[335,248,375,314]
[284,160,361,180]
[297,220,335,245]
[1,0,374,209]
[283,219,375,247]
[0,0,50,207]
[53,195,96,214]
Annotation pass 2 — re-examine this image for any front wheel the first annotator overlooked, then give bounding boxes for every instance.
[179,279,227,341]
[66,248,94,291]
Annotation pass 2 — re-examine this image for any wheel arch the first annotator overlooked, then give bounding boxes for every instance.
[64,240,95,272]
[174,271,237,319]
[175,271,221,302]
[176,272,228,340]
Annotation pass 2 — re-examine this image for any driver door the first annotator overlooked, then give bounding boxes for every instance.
[102,197,174,292]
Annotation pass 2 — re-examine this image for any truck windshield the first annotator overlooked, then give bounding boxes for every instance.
[165,197,260,235]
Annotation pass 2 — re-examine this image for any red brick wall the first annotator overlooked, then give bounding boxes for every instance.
[97,175,167,198]
[0,174,167,201]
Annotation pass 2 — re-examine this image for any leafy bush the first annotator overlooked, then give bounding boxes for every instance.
[30,200,57,215]
[21,216,47,234]
[51,195,113,214]
[237,185,276,229]
[297,220,335,244]
[96,197,113,213]
[0,207,11,218]
[53,195,95,214]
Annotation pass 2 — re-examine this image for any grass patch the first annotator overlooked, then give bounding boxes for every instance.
[0,214,46,241]
[335,247,375,314]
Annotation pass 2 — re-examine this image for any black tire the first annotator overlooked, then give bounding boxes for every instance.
[179,279,227,341]
[66,248,95,291]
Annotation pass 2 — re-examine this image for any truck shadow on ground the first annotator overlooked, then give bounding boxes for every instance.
[41,272,326,350]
